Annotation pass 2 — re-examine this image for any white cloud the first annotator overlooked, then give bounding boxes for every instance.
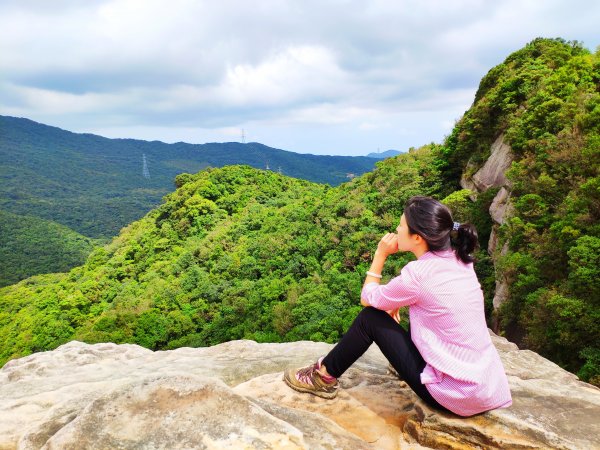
[0,0,599,154]
[213,45,351,107]
[358,122,391,131]
[5,83,131,115]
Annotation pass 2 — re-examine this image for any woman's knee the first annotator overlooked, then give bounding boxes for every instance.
[355,306,390,326]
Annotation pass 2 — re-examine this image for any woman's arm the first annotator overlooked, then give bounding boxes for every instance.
[361,233,398,306]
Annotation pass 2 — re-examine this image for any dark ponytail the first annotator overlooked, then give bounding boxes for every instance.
[404,196,479,264]
[452,223,478,264]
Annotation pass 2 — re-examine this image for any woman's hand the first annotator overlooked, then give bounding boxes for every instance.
[377,232,399,257]
[387,307,401,324]
[362,232,399,301]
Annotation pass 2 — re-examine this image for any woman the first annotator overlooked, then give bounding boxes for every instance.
[283,196,512,416]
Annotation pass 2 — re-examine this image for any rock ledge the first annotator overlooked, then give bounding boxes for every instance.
[1,336,599,449]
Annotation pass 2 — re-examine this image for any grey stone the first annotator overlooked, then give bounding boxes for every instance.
[471,134,514,192]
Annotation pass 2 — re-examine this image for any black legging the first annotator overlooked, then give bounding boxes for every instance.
[322,306,449,412]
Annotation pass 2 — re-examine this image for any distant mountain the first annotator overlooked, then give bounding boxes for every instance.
[0,116,376,239]
[365,149,402,159]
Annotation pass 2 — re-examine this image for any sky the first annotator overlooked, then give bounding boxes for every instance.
[1,1,598,156]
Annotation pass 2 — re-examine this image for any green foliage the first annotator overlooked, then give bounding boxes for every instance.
[567,236,600,300]
[0,210,98,287]
[518,288,600,385]
[578,347,600,387]
[441,189,474,221]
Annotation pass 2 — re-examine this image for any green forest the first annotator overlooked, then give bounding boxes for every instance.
[0,210,97,286]
[1,38,598,386]
[0,116,377,285]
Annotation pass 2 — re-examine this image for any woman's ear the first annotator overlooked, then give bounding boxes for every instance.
[413,233,428,250]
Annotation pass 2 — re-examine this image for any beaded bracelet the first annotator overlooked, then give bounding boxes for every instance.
[366,271,382,279]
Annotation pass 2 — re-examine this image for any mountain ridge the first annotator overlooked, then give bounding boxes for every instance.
[0,115,379,284]
[365,149,402,159]
[0,114,377,239]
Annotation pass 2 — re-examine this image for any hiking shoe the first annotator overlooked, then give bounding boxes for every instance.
[283,357,339,399]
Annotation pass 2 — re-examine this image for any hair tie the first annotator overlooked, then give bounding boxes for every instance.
[453,222,461,231]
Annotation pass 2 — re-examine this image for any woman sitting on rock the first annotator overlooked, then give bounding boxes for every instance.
[284,196,512,417]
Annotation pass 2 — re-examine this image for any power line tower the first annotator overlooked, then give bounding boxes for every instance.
[142,154,150,179]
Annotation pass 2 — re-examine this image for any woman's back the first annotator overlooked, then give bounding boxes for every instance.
[410,250,490,349]
[406,250,512,415]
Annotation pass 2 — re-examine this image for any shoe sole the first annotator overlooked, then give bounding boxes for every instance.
[282,372,338,399]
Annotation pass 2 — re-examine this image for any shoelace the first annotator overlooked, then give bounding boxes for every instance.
[296,363,319,385]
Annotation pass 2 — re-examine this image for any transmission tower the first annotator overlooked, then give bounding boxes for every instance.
[142,153,150,179]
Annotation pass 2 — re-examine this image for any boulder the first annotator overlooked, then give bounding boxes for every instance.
[1,338,599,449]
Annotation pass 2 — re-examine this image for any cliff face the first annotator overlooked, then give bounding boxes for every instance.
[1,336,599,449]
[460,133,514,311]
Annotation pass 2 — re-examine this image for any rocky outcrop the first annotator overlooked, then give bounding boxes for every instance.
[489,187,512,226]
[488,187,512,314]
[460,134,515,311]
[460,133,513,194]
[2,338,600,449]
[460,133,514,244]
[492,260,510,311]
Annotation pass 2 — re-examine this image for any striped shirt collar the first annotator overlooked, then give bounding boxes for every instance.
[418,249,455,260]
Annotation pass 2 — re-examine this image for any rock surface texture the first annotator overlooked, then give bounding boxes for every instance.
[1,336,599,449]
[460,133,514,194]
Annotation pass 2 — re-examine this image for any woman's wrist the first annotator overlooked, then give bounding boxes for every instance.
[366,253,386,278]
[372,250,389,264]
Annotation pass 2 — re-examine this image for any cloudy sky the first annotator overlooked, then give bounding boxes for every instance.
[1,0,598,156]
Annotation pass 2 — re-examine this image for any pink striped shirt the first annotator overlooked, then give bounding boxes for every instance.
[362,249,512,416]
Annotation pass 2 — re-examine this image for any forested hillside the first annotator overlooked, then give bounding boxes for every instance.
[0,38,598,385]
[0,149,465,362]
[0,211,97,287]
[0,116,375,284]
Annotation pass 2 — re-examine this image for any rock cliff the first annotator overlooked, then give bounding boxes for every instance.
[1,336,599,449]
[460,133,514,311]
[460,133,513,195]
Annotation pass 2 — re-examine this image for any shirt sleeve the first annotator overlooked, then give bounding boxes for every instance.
[361,263,421,310]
